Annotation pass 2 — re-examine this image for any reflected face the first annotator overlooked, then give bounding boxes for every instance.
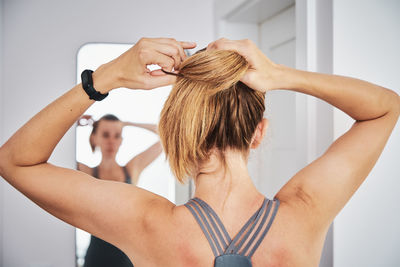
[94,120,123,157]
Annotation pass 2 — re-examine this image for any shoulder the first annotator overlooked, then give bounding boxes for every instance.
[77,162,93,175]
[124,197,182,265]
[138,203,206,265]
[271,196,329,248]
[252,198,328,265]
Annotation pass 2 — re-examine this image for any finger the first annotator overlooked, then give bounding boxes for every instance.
[179,41,197,49]
[179,41,197,61]
[150,69,180,77]
[154,38,189,65]
[206,38,226,51]
[152,43,183,71]
[207,38,234,51]
[207,39,253,65]
[144,73,176,89]
[149,69,166,76]
[145,51,175,72]
[150,69,178,76]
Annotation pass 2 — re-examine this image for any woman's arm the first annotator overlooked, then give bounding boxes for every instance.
[207,38,400,232]
[0,37,196,256]
[123,122,159,134]
[125,141,163,185]
[0,71,110,168]
[0,68,152,252]
[271,65,400,121]
[272,64,400,217]
[123,122,162,180]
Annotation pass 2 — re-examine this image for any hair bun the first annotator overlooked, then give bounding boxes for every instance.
[178,50,249,95]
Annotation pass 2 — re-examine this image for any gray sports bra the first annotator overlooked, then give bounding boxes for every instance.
[92,166,132,184]
[184,197,280,267]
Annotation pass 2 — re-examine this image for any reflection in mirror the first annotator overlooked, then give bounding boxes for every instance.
[75,43,176,267]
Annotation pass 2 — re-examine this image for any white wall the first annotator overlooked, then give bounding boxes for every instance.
[0,1,214,266]
[332,1,400,266]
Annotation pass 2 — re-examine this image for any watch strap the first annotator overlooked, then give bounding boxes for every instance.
[81,69,109,101]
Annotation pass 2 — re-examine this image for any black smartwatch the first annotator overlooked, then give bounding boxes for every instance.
[81,69,109,101]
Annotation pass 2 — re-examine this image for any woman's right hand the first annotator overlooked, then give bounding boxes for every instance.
[97,37,197,91]
[206,38,283,93]
[77,115,94,126]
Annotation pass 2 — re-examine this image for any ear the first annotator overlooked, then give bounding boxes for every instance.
[90,133,97,149]
[250,118,269,149]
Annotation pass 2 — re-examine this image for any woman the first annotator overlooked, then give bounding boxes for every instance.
[76,114,162,267]
[0,37,399,266]
[76,114,162,186]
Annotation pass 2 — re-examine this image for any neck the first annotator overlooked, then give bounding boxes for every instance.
[193,149,264,213]
[99,155,119,169]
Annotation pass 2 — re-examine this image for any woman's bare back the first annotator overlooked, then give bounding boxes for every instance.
[128,198,327,267]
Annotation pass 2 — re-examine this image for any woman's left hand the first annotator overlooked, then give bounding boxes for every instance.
[98,37,197,91]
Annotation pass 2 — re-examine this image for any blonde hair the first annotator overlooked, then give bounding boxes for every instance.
[158,49,266,183]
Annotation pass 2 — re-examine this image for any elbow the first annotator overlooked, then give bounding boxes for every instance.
[0,146,8,177]
[384,89,400,115]
[395,92,400,113]
[390,90,400,115]
[0,144,14,177]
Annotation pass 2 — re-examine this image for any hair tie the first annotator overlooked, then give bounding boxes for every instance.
[161,69,184,77]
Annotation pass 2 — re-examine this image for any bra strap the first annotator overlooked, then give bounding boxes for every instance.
[184,200,222,256]
[192,198,232,248]
[246,199,280,258]
[122,166,131,184]
[224,198,268,255]
[184,197,280,259]
[92,166,99,178]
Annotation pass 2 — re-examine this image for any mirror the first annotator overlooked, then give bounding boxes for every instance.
[75,43,180,266]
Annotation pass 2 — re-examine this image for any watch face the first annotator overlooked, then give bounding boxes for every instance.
[81,69,108,101]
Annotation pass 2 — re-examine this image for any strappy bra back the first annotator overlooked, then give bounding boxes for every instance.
[184,197,280,267]
[92,166,132,184]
